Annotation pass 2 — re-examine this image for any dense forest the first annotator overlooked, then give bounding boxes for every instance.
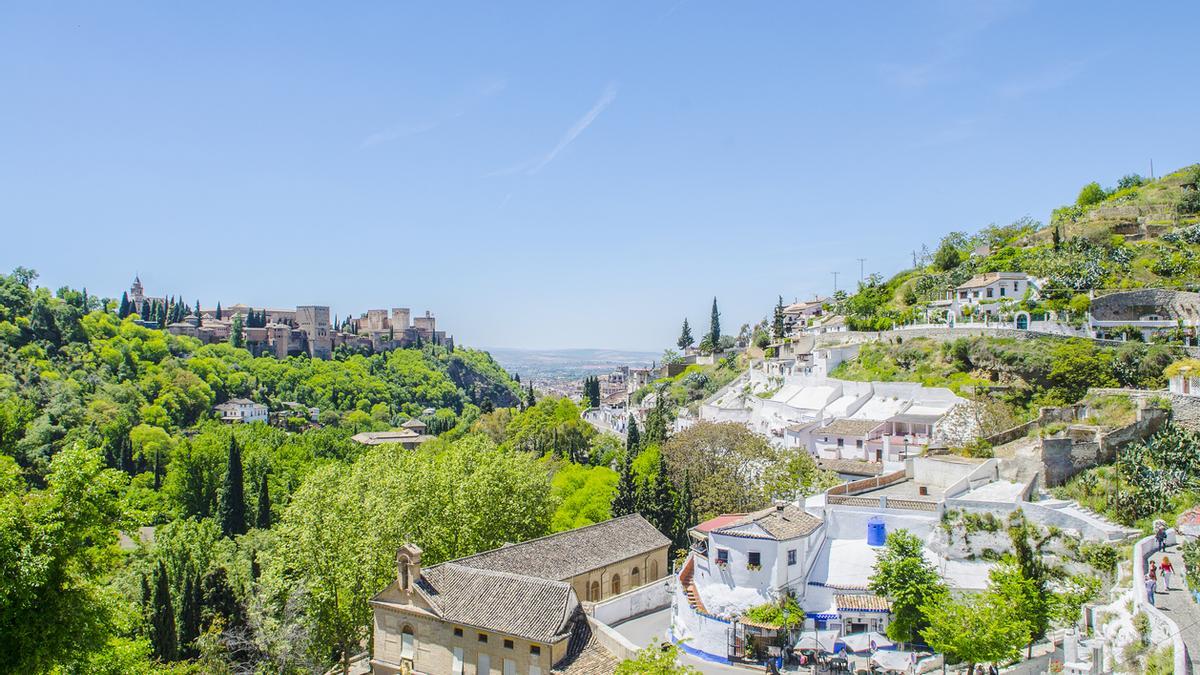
[0,267,833,674]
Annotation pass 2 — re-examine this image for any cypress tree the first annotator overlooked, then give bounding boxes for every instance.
[194,300,201,318]
[677,318,693,350]
[649,448,677,537]
[773,295,785,339]
[514,372,521,383]
[626,416,641,456]
[708,296,721,351]
[217,436,246,538]
[215,302,222,320]
[140,573,152,615]
[179,571,201,658]
[612,450,638,517]
[202,567,244,630]
[256,473,271,529]
[150,561,178,661]
[118,291,130,318]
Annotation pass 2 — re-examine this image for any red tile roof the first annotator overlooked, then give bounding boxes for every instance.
[692,513,746,533]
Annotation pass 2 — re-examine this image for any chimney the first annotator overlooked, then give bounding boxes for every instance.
[396,543,423,592]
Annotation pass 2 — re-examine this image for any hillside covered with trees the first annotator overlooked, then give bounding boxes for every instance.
[0,267,834,674]
[823,164,1200,331]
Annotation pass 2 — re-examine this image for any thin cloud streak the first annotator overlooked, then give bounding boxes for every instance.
[996,59,1087,99]
[487,82,619,177]
[529,82,619,174]
[360,77,507,149]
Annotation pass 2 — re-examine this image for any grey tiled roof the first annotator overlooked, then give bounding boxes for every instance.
[417,563,576,642]
[816,418,883,438]
[451,514,670,582]
[550,610,620,675]
[713,504,823,541]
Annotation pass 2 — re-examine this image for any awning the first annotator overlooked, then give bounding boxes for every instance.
[794,630,840,653]
[840,631,894,653]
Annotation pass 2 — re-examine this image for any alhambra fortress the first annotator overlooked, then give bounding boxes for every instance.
[124,276,453,358]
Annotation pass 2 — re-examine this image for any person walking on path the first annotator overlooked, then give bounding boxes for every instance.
[1148,560,1158,593]
[1145,573,1157,606]
[1153,520,1168,551]
[1160,556,1174,590]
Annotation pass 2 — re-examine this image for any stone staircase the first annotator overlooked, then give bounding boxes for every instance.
[679,556,708,614]
[1037,498,1140,540]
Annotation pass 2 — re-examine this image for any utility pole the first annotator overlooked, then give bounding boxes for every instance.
[832,271,840,293]
[857,258,866,282]
[1150,158,1155,180]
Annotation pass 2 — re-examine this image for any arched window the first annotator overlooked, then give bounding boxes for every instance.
[650,560,659,580]
[589,581,600,601]
[611,574,621,596]
[400,625,415,660]
[631,567,641,587]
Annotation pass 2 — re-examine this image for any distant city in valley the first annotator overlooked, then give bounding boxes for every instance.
[486,347,658,384]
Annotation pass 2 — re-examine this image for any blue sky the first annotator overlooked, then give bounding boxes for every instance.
[2,2,1199,351]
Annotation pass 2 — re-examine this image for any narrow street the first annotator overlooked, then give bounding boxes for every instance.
[1150,542,1200,672]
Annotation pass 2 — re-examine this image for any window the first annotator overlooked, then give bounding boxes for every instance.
[530,645,541,656]
[611,575,621,595]
[631,567,641,587]
[855,439,863,449]
[748,551,761,567]
[478,632,488,643]
[716,549,729,564]
[651,560,659,579]
[588,581,600,601]
[787,549,797,566]
[400,626,415,660]
[986,288,993,298]
[837,438,844,448]
[1000,287,1007,297]
[454,627,463,637]
[504,639,514,650]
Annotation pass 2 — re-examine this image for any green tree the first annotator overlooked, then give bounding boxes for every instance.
[179,570,201,658]
[215,302,222,320]
[677,318,693,351]
[256,472,271,529]
[1006,511,1053,655]
[612,449,639,518]
[217,436,246,538]
[625,416,641,455]
[643,389,671,447]
[229,313,244,349]
[707,297,721,353]
[773,296,785,339]
[118,291,130,318]
[0,447,128,672]
[616,642,699,674]
[645,445,677,537]
[150,561,178,662]
[868,530,946,645]
[920,588,1031,674]
[934,239,962,271]
[1076,181,1107,207]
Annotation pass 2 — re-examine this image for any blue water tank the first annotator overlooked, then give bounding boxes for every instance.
[867,517,887,547]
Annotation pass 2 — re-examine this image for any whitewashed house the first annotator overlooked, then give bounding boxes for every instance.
[214,398,268,424]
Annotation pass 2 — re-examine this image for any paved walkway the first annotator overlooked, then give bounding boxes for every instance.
[1148,542,1200,672]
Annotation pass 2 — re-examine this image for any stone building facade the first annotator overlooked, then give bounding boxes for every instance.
[370,515,670,675]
